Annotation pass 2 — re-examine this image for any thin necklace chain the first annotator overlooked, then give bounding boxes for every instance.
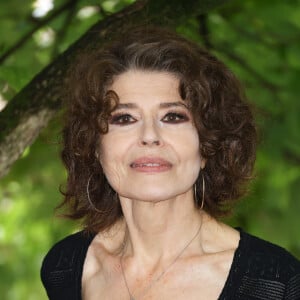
[120,220,203,300]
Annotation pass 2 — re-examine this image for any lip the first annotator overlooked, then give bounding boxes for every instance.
[130,157,172,173]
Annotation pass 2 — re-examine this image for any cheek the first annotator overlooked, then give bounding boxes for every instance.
[174,128,202,176]
[98,135,129,186]
[172,127,200,158]
[99,148,123,189]
[99,138,120,169]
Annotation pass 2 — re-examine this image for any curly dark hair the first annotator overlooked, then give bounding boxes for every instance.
[60,26,257,233]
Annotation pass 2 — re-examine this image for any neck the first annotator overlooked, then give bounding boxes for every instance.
[119,190,204,264]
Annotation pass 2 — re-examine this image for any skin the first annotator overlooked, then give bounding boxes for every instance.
[81,70,240,300]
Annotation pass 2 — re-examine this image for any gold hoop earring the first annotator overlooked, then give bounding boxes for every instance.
[86,174,103,213]
[87,174,119,213]
[201,173,205,210]
[194,173,205,210]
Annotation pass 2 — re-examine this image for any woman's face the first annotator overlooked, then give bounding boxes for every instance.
[99,70,203,203]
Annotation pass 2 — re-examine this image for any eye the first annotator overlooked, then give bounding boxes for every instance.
[161,112,189,123]
[109,113,137,125]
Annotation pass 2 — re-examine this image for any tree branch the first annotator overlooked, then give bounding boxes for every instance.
[196,15,280,101]
[0,0,229,179]
[197,14,212,50]
[284,150,300,166]
[213,43,280,94]
[0,0,76,65]
[51,0,79,59]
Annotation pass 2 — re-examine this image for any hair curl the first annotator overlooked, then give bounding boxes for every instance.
[59,26,257,233]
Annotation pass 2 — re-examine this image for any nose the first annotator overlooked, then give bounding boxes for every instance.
[139,119,162,147]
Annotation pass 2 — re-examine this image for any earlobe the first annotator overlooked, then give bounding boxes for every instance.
[95,151,102,165]
[200,159,206,169]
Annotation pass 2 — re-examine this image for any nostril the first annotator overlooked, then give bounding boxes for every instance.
[141,140,160,146]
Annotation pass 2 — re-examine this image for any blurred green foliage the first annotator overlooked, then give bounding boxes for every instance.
[0,0,299,299]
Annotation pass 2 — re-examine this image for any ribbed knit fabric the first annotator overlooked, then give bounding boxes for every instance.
[41,229,300,300]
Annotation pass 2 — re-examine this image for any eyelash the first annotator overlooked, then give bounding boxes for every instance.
[162,112,189,123]
[109,111,190,125]
[109,113,136,125]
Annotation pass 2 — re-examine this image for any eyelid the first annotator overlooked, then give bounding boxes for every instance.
[109,107,191,123]
[109,112,137,125]
[163,108,190,117]
[163,105,191,114]
[161,111,190,122]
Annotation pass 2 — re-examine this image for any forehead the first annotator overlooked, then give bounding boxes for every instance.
[110,70,182,103]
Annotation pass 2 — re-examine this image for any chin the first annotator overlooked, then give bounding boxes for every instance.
[121,187,187,203]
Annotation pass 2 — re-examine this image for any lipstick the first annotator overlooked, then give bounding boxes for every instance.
[130,157,172,173]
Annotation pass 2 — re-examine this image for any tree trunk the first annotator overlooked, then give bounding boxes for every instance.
[0,0,228,179]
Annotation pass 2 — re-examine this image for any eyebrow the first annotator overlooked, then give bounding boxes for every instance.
[114,103,137,109]
[114,102,188,110]
[159,102,188,109]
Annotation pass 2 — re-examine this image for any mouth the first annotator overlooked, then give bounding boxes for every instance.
[130,157,172,173]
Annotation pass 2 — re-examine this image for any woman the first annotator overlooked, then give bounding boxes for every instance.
[41,27,300,299]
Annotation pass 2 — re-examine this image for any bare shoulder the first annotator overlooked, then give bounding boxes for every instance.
[171,219,240,299]
[197,216,240,278]
[81,220,126,291]
[201,214,240,254]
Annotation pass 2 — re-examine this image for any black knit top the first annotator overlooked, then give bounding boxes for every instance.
[41,229,300,299]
